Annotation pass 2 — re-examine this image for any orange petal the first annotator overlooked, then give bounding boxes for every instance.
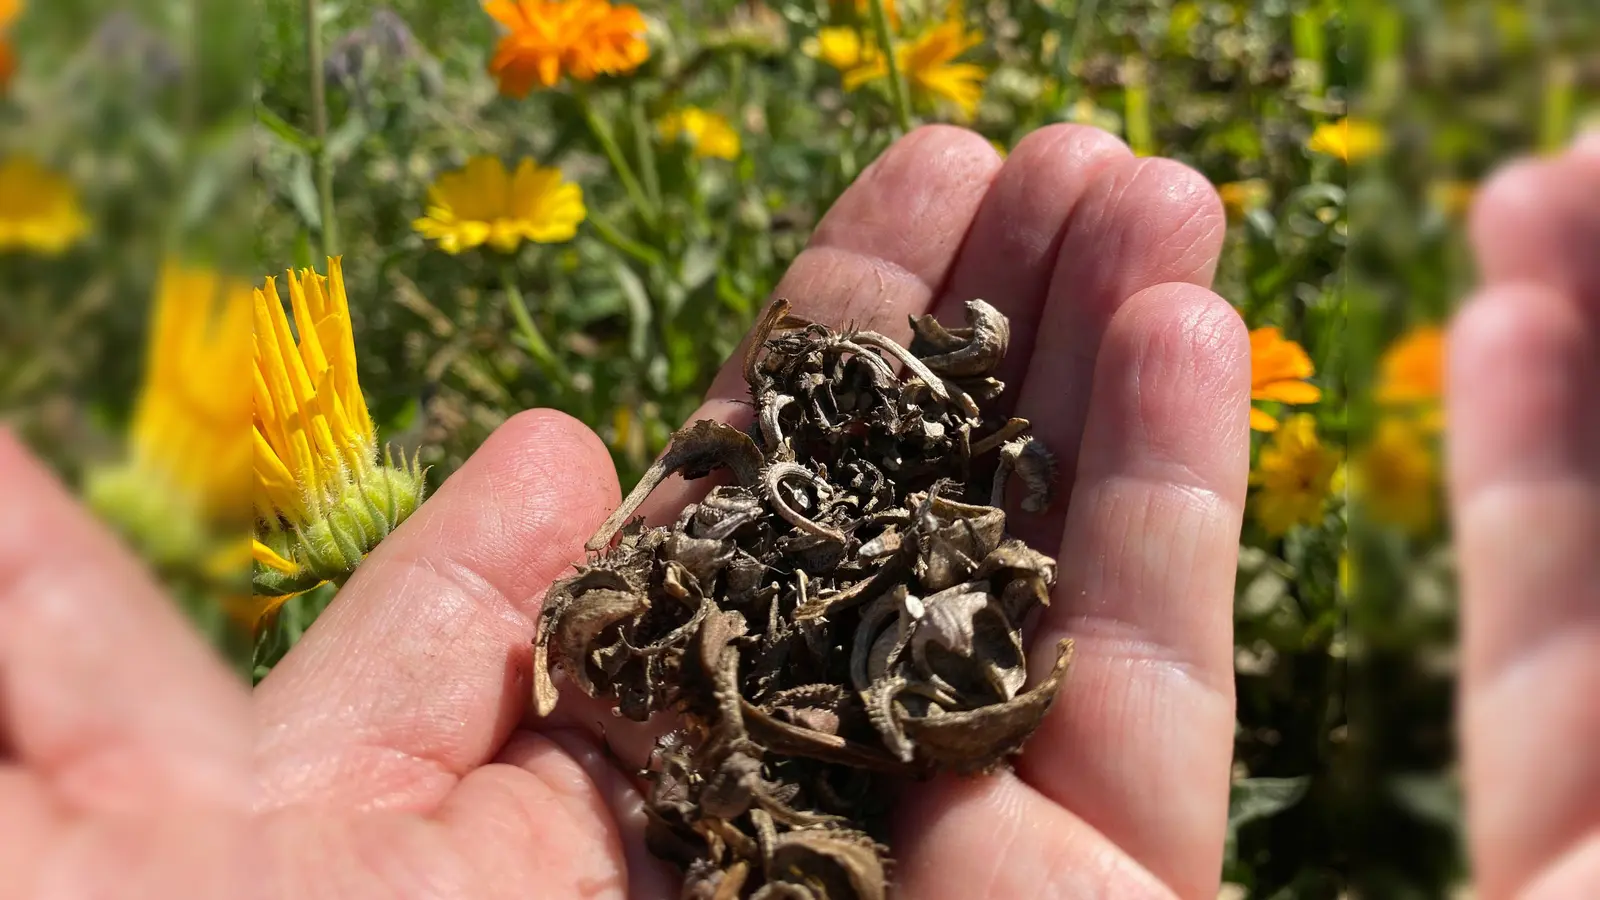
[1253,380,1322,405]
[1250,407,1280,432]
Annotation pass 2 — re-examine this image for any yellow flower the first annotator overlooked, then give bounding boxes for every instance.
[484,0,649,97]
[413,156,586,255]
[85,264,252,573]
[658,107,742,160]
[810,16,987,120]
[253,258,426,613]
[0,155,90,254]
[1307,116,1385,163]
[1249,326,1322,432]
[1428,179,1476,218]
[1352,417,1438,536]
[1250,414,1341,537]
[1376,325,1446,430]
[897,20,986,120]
[1218,179,1270,219]
[809,26,879,85]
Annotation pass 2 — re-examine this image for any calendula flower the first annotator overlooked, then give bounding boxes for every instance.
[808,26,879,85]
[252,258,426,615]
[897,19,986,119]
[809,12,986,120]
[1218,179,1270,219]
[1352,417,1438,536]
[85,264,252,575]
[1250,414,1341,536]
[0,0,19,94]
[1376,325,1445,430]
[413,156,586,255]
[484,0,649,96]
[1249,326,1322,432]
[1307,116,1385,163]
[658,107,741,160]
[0,156,90,254]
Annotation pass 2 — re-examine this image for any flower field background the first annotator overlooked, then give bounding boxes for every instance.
[2,0,1598,897]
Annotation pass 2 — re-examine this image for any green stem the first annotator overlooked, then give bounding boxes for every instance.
[305,0,338,257]
[629,88,663,212]
[575,90,659,228]
[868,0,913,135]
[501,262,565,383]
[589,211,664,268]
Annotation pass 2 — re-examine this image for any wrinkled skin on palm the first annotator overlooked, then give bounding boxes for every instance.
[534,299,1072,899]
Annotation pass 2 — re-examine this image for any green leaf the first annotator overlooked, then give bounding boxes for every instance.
[326,114,369,164]
[287,154,323,231]
[1224,776,1312,867]
[612,261,653,363]
[257,104,314,152]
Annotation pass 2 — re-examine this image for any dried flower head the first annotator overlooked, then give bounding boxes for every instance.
[534,298,1069,897]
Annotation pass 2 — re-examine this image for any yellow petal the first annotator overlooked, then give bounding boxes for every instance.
[252,538,300,573]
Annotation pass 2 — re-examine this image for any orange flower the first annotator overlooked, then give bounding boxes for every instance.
[0,0,19,94]
[484,0,649,97]
[1249,326,1322,432]
[1376,325,1445,430]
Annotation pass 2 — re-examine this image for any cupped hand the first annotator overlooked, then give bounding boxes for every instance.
[3,124,1251,900]
[251,124,1250,900]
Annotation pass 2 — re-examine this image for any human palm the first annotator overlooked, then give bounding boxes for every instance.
[3,126,1595,900]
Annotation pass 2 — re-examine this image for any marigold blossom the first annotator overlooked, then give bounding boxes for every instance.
[898,20,985,120]
[85,264,252,575]
[658,107,742,160]
[253,258,425,615]
[1249,326,1322,432]
[1250,414,1341,537]
[413,156,586,254]
[810,12,986,120]
[1307,116,1385,163]
[1352,417,1438,536]
[484,0,649,96]
[0,155,90,255]
[0,0,19,94]
[1376,325,1445,430]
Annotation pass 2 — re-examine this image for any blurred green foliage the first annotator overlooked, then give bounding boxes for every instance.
[3,0,1597,897]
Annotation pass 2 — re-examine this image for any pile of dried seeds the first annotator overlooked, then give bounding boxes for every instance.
[534,298,1072,899]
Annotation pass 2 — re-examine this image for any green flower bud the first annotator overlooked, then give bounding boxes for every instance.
[251,449,427,593]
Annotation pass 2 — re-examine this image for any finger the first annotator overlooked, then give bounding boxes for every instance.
[928,124,1133,403]
[1469,146,1600,305]
[1451,144,1600,899]
[0,432,249,813]
[1017,285,1250,898]
[892,772,1176,900]
[1012,156,1227,550]
[633,124,1004,525]
[254,410,621,812]
[1449,288,1600,899]
[429,730,661,900]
